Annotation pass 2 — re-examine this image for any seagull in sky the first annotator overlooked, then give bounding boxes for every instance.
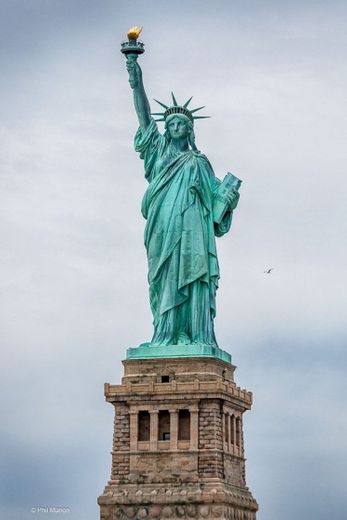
[264,268,274,274]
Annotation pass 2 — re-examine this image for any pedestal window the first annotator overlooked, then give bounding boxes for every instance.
[178,410,190,441]
[224,413,229,444]
[236,416,241,448]
[138,411,150,441]
[158,410,170,441]
[231,414,235,446]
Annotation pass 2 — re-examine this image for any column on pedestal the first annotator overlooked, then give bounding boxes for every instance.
[169,409,178,450]
[236,415,241,455]
[223,406,232,453]
[129,410,138,451]
[241,416,245,455]
[231,414,236,454]
[189,406,199,450]
[149,409,159,450]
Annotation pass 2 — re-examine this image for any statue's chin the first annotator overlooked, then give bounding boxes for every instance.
[170,135,188,141]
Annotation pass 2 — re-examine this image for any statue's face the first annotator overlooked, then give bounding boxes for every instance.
[167,116,189,140]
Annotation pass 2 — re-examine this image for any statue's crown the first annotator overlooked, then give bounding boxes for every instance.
[152,93,210,124]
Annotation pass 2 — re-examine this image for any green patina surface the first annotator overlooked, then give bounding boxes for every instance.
[127,343,232,363]
[123,33,240,361]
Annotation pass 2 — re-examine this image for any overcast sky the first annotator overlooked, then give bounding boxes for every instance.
[1,1,347,519]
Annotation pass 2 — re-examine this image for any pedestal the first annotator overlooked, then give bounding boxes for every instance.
[98,356,258,519]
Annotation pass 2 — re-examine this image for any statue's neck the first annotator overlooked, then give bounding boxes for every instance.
[170,137,189,153]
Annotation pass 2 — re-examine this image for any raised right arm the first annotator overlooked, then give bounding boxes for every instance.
[126,56,151,132]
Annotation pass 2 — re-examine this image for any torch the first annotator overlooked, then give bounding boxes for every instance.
[120,26,145,62]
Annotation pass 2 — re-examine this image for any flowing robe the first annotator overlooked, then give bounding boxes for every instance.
[135,119,233,346]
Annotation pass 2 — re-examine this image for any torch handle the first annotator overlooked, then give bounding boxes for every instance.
[126,53,139,63]
[126,54,141,90]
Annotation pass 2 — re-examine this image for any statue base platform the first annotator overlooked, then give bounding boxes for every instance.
[98,356,258,519]
[126,342,232,363]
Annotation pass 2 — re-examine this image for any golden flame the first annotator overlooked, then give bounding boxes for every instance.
[127,26,143,39]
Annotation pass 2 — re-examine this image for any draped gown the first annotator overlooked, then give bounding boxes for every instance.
[135,119,234,347]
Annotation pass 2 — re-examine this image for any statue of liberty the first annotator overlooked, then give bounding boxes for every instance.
[122,28,241,351]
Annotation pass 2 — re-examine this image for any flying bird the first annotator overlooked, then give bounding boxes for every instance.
[264,268,274,274]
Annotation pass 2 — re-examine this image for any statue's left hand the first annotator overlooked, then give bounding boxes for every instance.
[227,189,240,210]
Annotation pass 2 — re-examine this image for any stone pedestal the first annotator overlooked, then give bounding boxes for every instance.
[98,357,258,519]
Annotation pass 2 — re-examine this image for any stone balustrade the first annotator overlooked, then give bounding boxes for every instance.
[104,379,252,406]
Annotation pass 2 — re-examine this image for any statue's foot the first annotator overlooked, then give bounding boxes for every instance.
[177,332,191,345]
[192,340,219,347]
[150,340,171,347]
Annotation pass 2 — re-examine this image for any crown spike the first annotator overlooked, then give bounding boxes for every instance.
[153,99,169,109]
[190,106,206,114]
[154,118,165,122]
[153,94,209,123]
[183,96,193,108]
[171,92,178,106]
